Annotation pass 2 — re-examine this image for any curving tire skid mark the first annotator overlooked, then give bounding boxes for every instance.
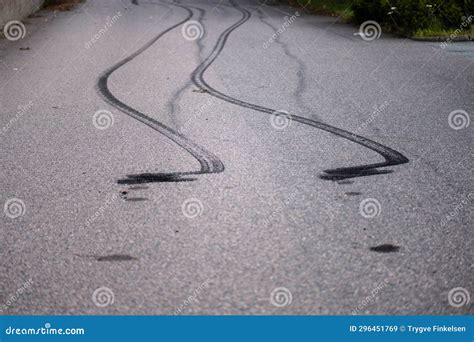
[98,0,408,185]
[191,0,408,181]
[97,2,224,184]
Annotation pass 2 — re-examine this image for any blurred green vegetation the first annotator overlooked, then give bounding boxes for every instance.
[43,0,83,11]
[352,0,471,36]
[288,0,473,37]
[288,0,354,21]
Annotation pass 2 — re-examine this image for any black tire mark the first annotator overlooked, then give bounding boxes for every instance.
[190,0,408,181]
[255,7,314,119]
[96,1,224,185]
[165,5,207,126]
[103,0,407,184]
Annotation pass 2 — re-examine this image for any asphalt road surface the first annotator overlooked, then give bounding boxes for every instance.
[1,0,472,315]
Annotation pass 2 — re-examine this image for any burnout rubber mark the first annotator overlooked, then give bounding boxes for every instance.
[96,0,408,185]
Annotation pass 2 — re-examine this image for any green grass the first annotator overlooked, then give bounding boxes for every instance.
[414,26,474,38]
[289,0,354,22]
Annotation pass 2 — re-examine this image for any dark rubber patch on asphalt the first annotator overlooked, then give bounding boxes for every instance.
[124,197,149,202]
[97,254,137,262]
[118,173,197,185]
[345,192,362,196]
[369,244,400,253]
[320,169,393,181]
